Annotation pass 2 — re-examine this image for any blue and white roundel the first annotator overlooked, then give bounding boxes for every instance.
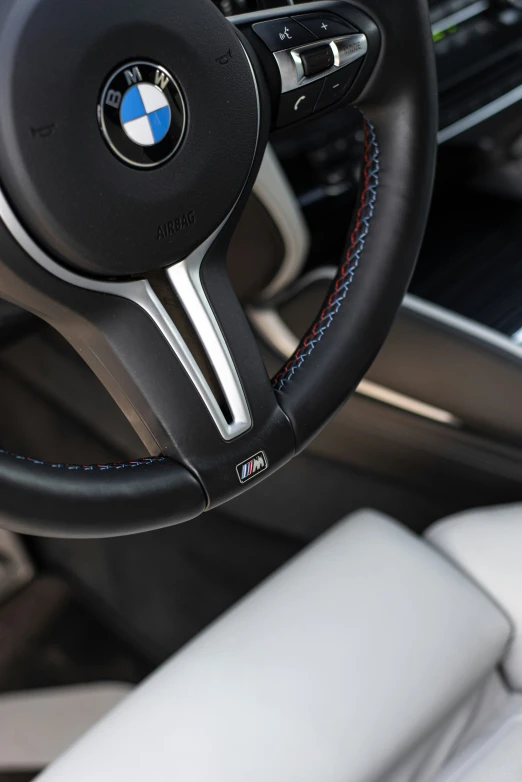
[99,61,185,168]
[120,83,172,147]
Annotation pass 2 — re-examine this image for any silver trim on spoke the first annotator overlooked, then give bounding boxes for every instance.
[0,189,247,440]
[166,239,251,439]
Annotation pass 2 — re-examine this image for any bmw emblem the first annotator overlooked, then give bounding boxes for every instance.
[98,61,186,169]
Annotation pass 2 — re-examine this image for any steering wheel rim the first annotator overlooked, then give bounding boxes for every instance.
[0,0,437,537]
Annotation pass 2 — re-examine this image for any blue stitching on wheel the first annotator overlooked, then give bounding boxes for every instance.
[0,448,166,471]
[274,118,380,392]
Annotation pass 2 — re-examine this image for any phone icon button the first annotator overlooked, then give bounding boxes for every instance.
[277,81,323,128]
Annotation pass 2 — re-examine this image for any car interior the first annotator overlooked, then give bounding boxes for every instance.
[1,0,522,779]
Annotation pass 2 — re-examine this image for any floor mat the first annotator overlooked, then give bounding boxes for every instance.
[0,576,151,782]
[0,576,151,695]
[33,512,304,663]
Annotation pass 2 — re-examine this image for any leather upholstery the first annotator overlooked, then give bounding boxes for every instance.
[0,452,206,538]
[428,503,522,691]
[434,699,522,782]
[34,511,510,782]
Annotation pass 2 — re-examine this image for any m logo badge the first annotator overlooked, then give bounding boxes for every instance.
[237,452,268,484]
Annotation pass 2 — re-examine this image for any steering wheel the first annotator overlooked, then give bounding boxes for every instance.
[0,0,437,537]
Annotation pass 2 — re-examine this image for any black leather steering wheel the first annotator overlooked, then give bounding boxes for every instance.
[0,0,437,537]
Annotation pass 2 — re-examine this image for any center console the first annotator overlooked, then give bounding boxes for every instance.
[254,1,522,341]
[433,0,522,140]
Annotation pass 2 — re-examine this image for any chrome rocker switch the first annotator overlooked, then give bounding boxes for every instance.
[274,33,368,94]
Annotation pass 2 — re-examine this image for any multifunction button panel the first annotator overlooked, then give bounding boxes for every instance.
[253,13,368,127]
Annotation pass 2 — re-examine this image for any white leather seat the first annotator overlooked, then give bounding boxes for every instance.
[33,506,522,782]
[428,504,522,781]
[428,504,522,691]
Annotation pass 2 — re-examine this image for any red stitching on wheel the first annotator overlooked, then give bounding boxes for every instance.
[273,117,380,391]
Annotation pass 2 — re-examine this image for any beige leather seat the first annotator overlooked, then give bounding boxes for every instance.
[34,505,522,782]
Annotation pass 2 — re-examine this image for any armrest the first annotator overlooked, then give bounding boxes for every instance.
[36,511,510,782]
[428,503,522,690]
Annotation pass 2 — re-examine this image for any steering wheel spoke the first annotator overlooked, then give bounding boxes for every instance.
[165,235,252,443]
[0,170,295,515]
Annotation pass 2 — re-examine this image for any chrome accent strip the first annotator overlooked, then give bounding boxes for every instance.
[274,34,367,94]
[438,84,522,144]
[290,49,305,84]
[357,379,460,425]
[331,40,341,68]
[431,0,489,36]
[334,35,368,68]
[273,50,300,95]
[0,41,260,442]
[404,294,522,360]
[248,300,460,426]
[511,325,522,344]
[270,266,522,362]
